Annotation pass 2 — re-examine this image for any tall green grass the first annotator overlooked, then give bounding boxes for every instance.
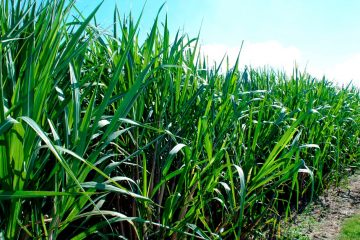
[0,0,359,239]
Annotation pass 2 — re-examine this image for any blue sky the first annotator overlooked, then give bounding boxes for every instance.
[76,0,360,86]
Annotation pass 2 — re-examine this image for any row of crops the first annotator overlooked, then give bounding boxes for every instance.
[0,1,359,239]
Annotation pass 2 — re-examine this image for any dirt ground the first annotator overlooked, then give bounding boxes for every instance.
[283,171,360,239]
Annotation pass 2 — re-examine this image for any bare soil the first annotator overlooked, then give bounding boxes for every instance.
[283,171,360,239]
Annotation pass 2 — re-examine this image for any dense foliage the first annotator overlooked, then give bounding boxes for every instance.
[0,1,359,239]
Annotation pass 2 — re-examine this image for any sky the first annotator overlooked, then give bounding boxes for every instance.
[75,0,360,87]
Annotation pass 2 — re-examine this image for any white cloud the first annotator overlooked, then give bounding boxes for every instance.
[201,41,302,74]
[200,41,360,87]
[326,54,360,87]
